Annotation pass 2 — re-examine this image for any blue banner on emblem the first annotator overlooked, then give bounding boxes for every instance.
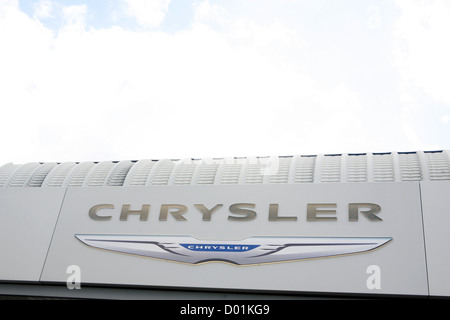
[180,243,259,252]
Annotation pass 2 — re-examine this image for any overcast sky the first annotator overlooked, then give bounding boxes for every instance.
[0,0,449,164]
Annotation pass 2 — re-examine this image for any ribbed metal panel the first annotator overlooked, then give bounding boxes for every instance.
[122,159,155,186]
[24,162,58,187]
[1,150,449,187]
[268,156,291,184]
[105,160,134,186]
[293,155,315,183]
[320,155,341,183]
[347,154,367,183]
[5,163,41,187]
[42,162,77,187]
[171,161,197,185]
[83,161,117,187]
[243,157,265,184]
[398,152,422,181]
[63,162,96,187]
[148,159,174,186]
[0,163,21,187]
[219,159,244,185]
[426,151,450,181]
[373,153,395,182]
[195,160,219,185]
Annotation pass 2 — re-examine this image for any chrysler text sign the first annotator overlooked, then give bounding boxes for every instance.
[40,183,428,296]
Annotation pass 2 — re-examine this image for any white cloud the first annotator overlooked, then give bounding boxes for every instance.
[33,0,54,19]
[0,0,394,164]
[122,0,171,28]
[62,4,87,30]
[194,0,228,28]
[387,0,450,152]
[393,0,450,104]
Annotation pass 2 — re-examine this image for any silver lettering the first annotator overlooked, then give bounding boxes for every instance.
[228,203,257,221]
[89,204,114,221]
[88,202,382,223]
[194,204,223,221]
[307,203,337,221]
[120,204,150,221]
[349,203,382,221]
[268,203,297,221]
[159,204,188,221]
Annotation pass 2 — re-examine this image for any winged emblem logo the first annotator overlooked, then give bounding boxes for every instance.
[75,234,392,265]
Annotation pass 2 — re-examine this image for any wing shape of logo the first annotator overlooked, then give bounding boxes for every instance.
[75,234,392,265]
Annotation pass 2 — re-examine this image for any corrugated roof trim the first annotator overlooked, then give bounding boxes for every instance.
[1,150,449,187]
